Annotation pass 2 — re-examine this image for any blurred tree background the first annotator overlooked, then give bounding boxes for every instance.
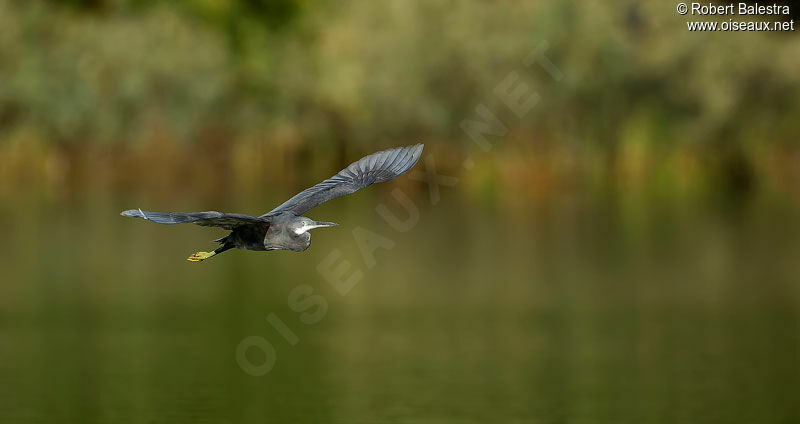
[1,0,799,203]
[1,2,799,422]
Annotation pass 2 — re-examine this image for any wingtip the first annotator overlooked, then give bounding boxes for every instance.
[411,143,424,161]
[120,209,147,219]
[391,143,423,175]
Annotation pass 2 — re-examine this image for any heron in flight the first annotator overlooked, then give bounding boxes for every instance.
[121,144,423,262]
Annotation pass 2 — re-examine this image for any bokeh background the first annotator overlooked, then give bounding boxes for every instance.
[1,1,799,422]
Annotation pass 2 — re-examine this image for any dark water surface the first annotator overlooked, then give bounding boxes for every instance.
[1,193,798,423]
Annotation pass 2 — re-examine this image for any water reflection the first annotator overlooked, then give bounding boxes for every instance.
[0,193,797,422]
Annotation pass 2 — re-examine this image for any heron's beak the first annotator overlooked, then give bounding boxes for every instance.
[310,221,339,229]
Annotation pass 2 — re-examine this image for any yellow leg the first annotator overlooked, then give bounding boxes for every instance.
[187,251,216,262]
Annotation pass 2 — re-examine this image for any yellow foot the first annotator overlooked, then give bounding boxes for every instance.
[187,251,215,262]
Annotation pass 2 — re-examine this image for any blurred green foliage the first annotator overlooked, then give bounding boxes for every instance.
[1,4,798,421]
[0,0,799,200]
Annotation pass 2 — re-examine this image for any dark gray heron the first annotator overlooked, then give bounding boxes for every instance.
[121,144,423,262]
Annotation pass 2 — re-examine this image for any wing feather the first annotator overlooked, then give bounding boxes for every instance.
[263,144,423,217]
[120,209,268,230]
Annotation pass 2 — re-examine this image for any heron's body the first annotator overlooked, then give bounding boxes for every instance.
[222,212,318,253]
[121,144,423,261]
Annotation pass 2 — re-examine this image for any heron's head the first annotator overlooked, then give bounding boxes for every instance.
[292,217,339,235]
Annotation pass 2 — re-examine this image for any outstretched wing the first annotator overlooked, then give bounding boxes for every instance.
[263,144,424,217]
[120,209,268,230]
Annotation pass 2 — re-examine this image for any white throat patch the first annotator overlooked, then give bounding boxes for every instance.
[293,223,316,235]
